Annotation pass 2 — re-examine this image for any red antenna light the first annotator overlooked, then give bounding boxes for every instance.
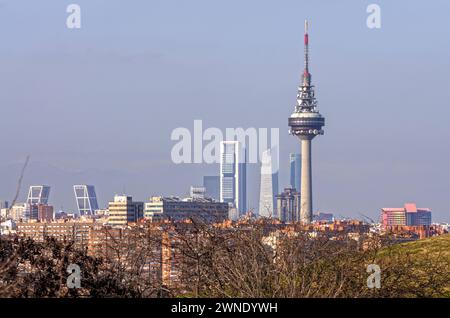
[304,20,309,45]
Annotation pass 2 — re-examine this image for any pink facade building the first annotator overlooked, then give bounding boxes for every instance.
[381,203,431,228]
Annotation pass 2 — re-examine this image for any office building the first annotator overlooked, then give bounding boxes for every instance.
[259,148,279,217]
[107,195,144,226]
[26,185,50,205]
[276,187,301,222]
[289,153,301,191]
[203,176,220,200]
[189,186,206,199]
[144,196,229,223]
[73,185,99,216]
[313,212,334,223]
[220,141,247,215]
[24,203,39,221]
[381,203,432,228]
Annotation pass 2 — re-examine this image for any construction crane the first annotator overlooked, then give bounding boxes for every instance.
[359,212,375,224]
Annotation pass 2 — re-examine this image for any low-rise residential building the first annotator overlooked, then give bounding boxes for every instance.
[0,219,16,235]
[37,204,54,222]
[9,203,28,221]
[16,220,94,249]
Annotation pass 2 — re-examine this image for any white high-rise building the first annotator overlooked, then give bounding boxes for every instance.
[73,185,99,216]
[220,141,247,216]
[26,185,50,205]
[259,148,279,217]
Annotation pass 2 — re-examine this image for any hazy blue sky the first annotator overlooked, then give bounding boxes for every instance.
[0,0,449,221]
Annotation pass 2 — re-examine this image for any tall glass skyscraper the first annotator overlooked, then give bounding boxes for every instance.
[73,185,99,216]
[220,141,246,215]
[289,153,301,191]
[26,185,50,205]
[24,185,51,221]
[259,149,279,217]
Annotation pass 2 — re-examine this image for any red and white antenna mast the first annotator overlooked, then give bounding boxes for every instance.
[303,20,311,86]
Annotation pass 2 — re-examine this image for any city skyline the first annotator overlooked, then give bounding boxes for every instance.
[0,1,449,222]
[1,1,449,304]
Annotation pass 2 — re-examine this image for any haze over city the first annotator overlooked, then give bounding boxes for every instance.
[0,0,449,221]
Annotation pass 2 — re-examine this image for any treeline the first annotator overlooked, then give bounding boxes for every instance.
[0,221,449,298]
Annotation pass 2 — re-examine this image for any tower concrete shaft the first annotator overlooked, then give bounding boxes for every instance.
[300,137,312,223]
[288,20,325,224]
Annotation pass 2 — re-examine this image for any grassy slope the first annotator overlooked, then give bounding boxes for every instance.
[376,234,450,297]
[382,233,450,259]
